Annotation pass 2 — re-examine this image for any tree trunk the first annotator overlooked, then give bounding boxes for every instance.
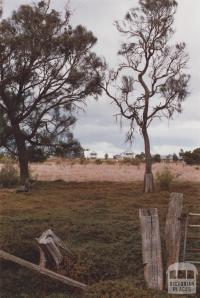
[142,127,154,193]
[13,127,29,189]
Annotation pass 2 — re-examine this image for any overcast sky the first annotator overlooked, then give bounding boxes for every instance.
[3,0,200,156]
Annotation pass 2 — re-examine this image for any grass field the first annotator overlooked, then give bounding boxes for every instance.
[0,181,200,297]
[29,160,200,183]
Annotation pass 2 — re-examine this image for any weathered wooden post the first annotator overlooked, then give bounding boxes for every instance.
[139,208,163,290]
[36,229,74,269]
[165,193,183,268]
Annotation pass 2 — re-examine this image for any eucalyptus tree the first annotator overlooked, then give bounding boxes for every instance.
[0,1,104,188]
[100,0,190,192]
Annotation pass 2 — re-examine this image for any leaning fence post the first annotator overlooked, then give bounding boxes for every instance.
[139,208,163,291]
[165,193,183,268]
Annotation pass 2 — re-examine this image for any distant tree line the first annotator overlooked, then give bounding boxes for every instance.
[179,148,200,165]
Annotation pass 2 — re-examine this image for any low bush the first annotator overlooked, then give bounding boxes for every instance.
[95,159,103,165]
[120,158,140,166]
[27,146,48,162]
[153,154,161,163]
[156,167,174,191]
[105,159,116,165]
[0,161,19,187]
[0,155,16,164]
[79,157,89,165]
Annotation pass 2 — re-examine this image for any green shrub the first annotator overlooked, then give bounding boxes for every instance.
[156,167,174,191]
[0,161,19,187]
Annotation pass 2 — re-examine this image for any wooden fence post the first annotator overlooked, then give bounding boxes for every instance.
[165,193,183,268]
[139,208,163,291]
[36,229,74,269]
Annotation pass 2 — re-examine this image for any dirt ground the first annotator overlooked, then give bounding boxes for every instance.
[30,161,200,182]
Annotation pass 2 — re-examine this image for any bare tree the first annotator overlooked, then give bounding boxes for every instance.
[100,0,190,192]
[0,1,104,188]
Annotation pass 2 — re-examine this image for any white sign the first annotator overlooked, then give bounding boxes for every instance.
[167,262,198,294]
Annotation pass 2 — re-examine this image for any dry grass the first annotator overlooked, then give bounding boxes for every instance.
[0,180,199,297]
[28,161,200,183]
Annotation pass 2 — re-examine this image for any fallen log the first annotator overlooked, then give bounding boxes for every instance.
[0,250,87,290]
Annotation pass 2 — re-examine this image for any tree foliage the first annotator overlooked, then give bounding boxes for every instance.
[0,2,104,184]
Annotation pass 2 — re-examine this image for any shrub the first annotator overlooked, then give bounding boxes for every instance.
[153,154,161,163]
[105,159,116,165]
[104,153,108,160]
[173,153,179,162]
[95,159,103,165]
[156,167,174,191]
[27,146,48,162]
[0,155,16,164]
[0,161,19,187]
[179,148,200,165]
[121,158,140,166]
[79,157,89,165]
[135,152,145,161]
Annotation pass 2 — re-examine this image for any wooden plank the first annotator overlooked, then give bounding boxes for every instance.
[165,193,183,267]
[189,213,200,216]
[139,208,163,291]
[0,250,87,290]
[187,249,200,252]
[36,229,74,268]
[183,214,189,262]
[36,242,47,268]
[38,229,73,256]
[185,261,200,264]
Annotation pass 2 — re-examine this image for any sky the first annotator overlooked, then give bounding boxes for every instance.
[2,0,200,156]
